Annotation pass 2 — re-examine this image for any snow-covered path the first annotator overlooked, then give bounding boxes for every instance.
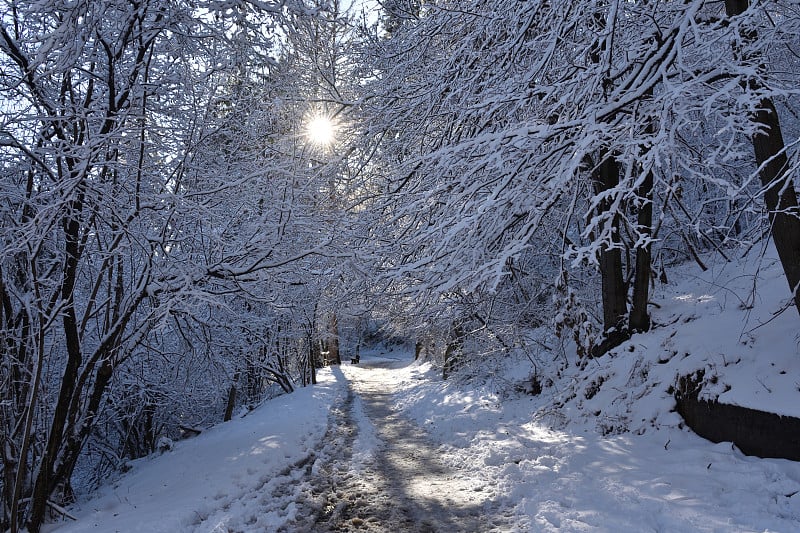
[50,355,510,533]
[44,249,800,532]
[50,344,800,532]
[292,360,509,532]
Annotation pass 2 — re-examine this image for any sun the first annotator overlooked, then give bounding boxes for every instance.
[306,115,336,146]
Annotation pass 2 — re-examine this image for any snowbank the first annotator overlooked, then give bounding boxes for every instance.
[48,369,346,533]
[381,244,800,531]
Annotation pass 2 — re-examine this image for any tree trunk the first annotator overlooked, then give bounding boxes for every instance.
[587,5,629,357]
[28,209,84,533]
[592,153,630,356]
[751,99,800,313]
[328,313,341,365]
[443,323,464,380]
[725,0,800,315]
[224,371,241,422]
[309,336,319,385]
[630,111,655,333]
[629,169,653,333]
[311,356,318,385]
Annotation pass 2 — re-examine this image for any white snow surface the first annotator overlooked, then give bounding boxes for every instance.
[47,374,345,533]
[50,245,800,532]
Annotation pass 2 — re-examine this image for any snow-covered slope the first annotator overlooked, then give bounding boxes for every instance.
[47,370,346,533]
[388,244,800,531]
[552,242,800,432]
[386,357,800,531]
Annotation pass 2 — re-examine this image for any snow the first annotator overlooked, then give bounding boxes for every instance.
[381,244,800,531]
[348,393,381,472]
[47,371,345,533]
[386,359,800,531]
[50,245,800,532]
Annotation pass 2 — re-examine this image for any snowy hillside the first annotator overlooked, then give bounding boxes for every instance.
[388,244,800,531]
[46,377,345,532]
[46,246,800,532]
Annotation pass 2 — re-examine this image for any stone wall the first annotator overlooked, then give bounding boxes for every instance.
[675,375,800,461]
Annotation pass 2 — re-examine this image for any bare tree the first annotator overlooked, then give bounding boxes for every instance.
[357,0,800,361]
[0,1,327,530]
[723,0,800,314]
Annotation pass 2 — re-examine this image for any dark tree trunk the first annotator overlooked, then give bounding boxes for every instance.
[28,207,84,533]
[443,324,464,380]
[753,103,800,312]
[751,100,800,313]
[630,141,655,333]
[586,5,629,357]
[725,0,800,315]
[592,154,630,356]
[725,0,748,15]
[309,337,319,385]
[224,371,240,422]
[328,313,341,365]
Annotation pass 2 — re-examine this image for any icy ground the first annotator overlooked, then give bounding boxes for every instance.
[50,247,800,532]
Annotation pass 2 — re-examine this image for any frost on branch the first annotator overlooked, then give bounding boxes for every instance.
[553,271,596,360]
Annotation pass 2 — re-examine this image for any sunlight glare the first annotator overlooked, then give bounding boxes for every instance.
[306,115,335,146]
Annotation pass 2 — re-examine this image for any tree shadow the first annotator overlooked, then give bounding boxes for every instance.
[322,363,509,532]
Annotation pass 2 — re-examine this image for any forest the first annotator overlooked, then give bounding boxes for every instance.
[2,0,800,531]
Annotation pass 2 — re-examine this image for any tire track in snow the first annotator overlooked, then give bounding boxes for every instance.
[188,388,347,532]
[278,381,359,532]
[286,363,509,532]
